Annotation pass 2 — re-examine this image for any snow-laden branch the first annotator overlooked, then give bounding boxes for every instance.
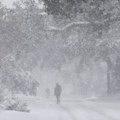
[47,21,91,32]
[46,18,117,32]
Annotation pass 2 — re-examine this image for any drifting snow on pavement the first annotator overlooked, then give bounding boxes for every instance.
[0,96,120,120]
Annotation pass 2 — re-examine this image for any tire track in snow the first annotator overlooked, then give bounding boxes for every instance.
[45,102,75,120]
[20,97,117,120]
[74,103,115,120]
[43,100,77,120]
[56,101,115,120]
[58,105,77,120]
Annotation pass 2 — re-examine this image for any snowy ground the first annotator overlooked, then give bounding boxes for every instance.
[0,96,120,120]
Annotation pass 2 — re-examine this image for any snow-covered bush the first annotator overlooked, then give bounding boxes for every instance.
[5,96,30,112]
[0,55,39,95]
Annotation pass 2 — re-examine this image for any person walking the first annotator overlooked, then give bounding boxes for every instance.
[54,83,62,104]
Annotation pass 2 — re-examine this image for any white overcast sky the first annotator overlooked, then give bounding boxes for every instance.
[0,0,19,8]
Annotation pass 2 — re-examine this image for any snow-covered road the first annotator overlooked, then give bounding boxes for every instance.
[0,97,120,120]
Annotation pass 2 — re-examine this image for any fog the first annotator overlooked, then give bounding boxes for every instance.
[32,60,107,97]
[0,0,120,120]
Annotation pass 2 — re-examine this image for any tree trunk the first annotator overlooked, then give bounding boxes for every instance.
[106,57,112,94]
[107,64,111,94]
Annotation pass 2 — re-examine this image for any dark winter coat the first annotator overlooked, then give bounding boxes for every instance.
[54,84,62,96]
